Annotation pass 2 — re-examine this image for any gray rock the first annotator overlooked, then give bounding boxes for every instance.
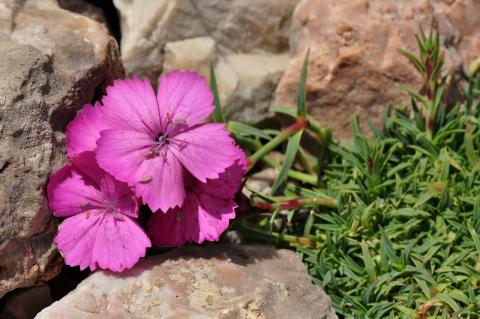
[113,0,296,124]
[35,245,337,319]
[222,53,290,124]
[0,0,122,298]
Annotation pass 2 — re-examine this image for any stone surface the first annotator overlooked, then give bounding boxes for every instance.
[0,0,122,298]
[163,36,216,79]
[222,53,290,123]
[114,0,297,124]
[36,245,337,319]
[275,0,480,140]
[0,284,53,319]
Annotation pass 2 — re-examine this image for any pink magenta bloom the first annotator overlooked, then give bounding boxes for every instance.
[48,164,151,272]
[147,149,246,246]
[48,103,151,272]
[66,102,109,181]
[95,71,239,212]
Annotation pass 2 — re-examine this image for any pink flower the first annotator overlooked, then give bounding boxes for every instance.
[147,149,246,246]
[48,164,151,272]
[48,104,151,272]
[66,102,109,181]
[95,71,239,212]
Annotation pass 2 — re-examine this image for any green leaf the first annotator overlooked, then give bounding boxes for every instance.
[361,241,377,283]
[227,121,272,140]
[296,48,310,118]
[435,294,461,312]
[210,64,224,123]
[465,122,478,168]
[304,210,314,237]
[271,129,303,195]
[398,48,426,73]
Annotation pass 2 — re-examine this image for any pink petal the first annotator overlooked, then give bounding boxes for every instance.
[198,148,247,199]
[55,213,151,272]
[69,151,106,185]
[169,123,238,182]
[100,174,139,218]
[96,129,154,183]
[96,129,185,212]
[48,165,105,217]
[157,70,214,128]
[148,192,236,247]
[54,211,103,271]
[66,102,109,161]
[102,77,161,136]
[133,152,185,212]
[91,214,151,272]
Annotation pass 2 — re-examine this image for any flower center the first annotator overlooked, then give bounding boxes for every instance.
[156,132,169,146]
[146,130,187,159]
[148,133,170,157]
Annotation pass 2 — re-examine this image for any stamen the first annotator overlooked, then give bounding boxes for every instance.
[139,176,152,183]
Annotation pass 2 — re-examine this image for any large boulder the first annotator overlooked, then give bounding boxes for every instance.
[275,0,480,140]
[0,0,122,298]
[36,244,337,319]
[113,0,297,124]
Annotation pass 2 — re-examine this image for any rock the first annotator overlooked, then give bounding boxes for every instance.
[0,0,122,298]
[36,245,337,319]
[244,167,278,195]
[223,53,290,123]
[113,0,296,124]
[163,36,216,78]
[275,0,480,140]
[114,0,296,79]
[0,284,53,319]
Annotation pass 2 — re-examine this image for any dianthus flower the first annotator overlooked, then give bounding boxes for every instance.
[47,104,151,272]
[95,71,239,212]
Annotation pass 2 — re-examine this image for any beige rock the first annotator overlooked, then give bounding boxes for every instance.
[163,36,216,79]
[0,0,122,298]
[35,245,337,319]
[113,0,296,123]
[275,0,480,140]
[244,167,278,195]
[114,0,297,79]
[214,58,239,104]
[224,53,290,123]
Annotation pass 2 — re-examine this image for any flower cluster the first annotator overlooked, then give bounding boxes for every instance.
[48,71,246,272]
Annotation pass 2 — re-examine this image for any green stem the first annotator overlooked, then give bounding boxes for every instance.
[239,219,319,248]
[247,119,308,172]
[298,147,314,175]
[262,156,317,185]
[253,196,337,210]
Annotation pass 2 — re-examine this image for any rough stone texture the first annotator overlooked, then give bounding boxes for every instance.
[244,168,277,196]
[222,53,290,123]
[0,0,122,298]
[114,0,297,124]
[36,245,337,319]
[275,0,480,140]
[163,36,216,79]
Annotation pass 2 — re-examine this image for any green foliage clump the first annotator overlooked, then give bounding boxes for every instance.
[217,30,480,318]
